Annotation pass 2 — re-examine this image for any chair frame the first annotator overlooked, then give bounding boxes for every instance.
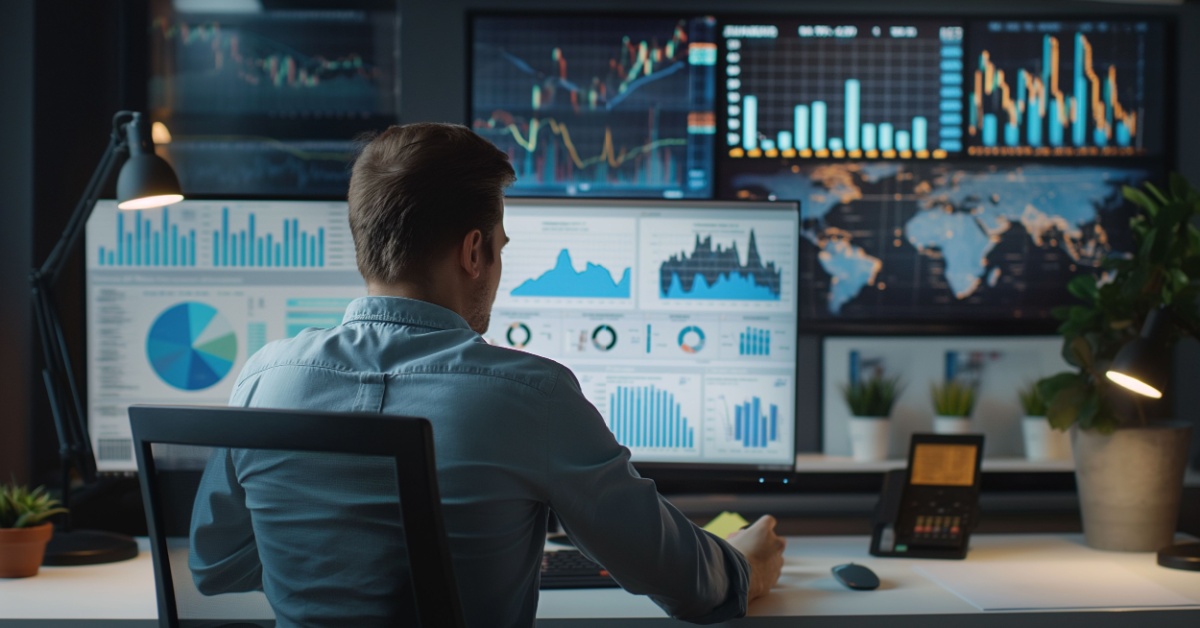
[129,404,465,628]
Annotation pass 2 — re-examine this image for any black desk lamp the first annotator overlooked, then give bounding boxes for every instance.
[1105,306,1200,572]
[29,111,184,565]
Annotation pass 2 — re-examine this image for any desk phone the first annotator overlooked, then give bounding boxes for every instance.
[870,433,984,560]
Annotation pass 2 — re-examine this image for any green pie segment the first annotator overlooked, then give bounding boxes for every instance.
[146,302,237,391]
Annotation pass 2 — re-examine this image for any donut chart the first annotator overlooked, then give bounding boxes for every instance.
[146,302,237,391]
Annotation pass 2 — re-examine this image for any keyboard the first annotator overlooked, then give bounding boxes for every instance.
[539,549,619,589]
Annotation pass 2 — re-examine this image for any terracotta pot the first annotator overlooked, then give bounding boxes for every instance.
[0,522,54,578]
[1072,422,1193,551]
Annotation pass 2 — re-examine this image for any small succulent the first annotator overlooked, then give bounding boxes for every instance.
[931,380,976,417]
[1017,381,1048,416]
[841,373,904,417]
[0,483,68,529]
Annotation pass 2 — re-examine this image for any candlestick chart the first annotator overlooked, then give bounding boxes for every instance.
[966,20,1164,157]
[471,15,716,198]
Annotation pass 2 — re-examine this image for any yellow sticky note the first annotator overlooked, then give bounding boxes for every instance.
[703,511,749,539]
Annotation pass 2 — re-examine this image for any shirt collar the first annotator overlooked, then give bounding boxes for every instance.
[341,296,473,332]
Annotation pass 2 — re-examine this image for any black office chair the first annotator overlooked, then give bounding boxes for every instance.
[129,405,466,628]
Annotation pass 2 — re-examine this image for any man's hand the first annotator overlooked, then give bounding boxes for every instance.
[726,514,786,601]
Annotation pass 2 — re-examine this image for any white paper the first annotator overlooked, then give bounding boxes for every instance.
[914,560,1200,611]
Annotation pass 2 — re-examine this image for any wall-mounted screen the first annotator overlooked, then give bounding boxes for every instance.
[489,199,799,469]
[85,200,366,472]
[714,15,1169,328]
[469,14,718,199]
[148,1,400,197]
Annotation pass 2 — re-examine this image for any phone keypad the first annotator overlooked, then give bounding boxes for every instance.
[912,514,962,540]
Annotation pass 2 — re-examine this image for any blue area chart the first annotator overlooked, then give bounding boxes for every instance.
[511,249,631,298]
[660,230,782,300]
[146,302,238,391]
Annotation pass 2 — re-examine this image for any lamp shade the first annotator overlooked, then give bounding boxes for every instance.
[1105,306,1170,399]
[1105,337,1168,399]
[115,152,183,210]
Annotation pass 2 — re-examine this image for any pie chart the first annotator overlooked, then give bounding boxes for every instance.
[146,302,237,391]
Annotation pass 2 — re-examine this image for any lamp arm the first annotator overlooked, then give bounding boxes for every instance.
[28,111,133,504]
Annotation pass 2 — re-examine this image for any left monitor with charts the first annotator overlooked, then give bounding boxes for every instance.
[85,199,366,473]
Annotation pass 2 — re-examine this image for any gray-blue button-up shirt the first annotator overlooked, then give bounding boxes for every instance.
[189,296,749,627]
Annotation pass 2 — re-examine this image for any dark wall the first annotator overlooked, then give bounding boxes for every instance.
[0,0,36,485]
[26,0,126,486]
[12,0,1200,489]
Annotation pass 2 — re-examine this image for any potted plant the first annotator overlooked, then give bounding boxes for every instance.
[0,482,68,577]
[1017,381,1071,461]
[1037,173,1200,551]
[840,372,904,461]
[930,379,976,434]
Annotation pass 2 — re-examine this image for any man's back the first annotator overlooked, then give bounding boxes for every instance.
[190,296,748,627]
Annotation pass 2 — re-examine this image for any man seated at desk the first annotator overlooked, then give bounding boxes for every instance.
[188,122,786,627]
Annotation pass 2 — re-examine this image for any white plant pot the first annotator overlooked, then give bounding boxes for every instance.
[1072,422,1193,551]
[847,417,889,461]
[1021,416,1072,461]
[933,415,971,434]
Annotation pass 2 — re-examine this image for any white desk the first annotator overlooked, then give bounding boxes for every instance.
[2,535,1198,627]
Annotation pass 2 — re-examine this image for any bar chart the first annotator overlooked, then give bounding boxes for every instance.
[97,207,198,267]
[739,326,771,356]
[733,396,779,449]
[212,206,325,268]
[88,200,357,272]
[608,384,697,450]
[722,19,963,160]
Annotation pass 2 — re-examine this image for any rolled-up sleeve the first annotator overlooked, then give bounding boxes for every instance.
[543,374,750,623]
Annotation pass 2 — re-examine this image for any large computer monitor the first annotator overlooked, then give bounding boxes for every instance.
[490,199,800,474]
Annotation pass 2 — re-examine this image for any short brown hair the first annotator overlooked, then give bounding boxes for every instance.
[348,123,515,284]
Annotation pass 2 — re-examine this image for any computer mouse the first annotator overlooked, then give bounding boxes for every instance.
[831,562,880,590]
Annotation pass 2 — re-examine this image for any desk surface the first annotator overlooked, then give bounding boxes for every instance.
[2,534,1198,627]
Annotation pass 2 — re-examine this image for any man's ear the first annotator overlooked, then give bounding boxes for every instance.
[458,229,486,279]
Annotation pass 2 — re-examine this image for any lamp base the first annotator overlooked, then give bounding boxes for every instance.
[42,529,139,566]
[1157,542,1200,571]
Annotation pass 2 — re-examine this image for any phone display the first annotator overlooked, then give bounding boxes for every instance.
[871,434,984,559]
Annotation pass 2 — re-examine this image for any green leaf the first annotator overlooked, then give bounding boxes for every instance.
[1067,336,1094,371]
[1037,372,1080,405]
[1144,181,1170,206]
[1157,201,1189,232]
[1138,228,1158,261]
[1046,379,1088,430]
[1066,274,1098,303]
[1124,185,1160,216]
[1075,390,1100,429]
[1169,172,1192,203]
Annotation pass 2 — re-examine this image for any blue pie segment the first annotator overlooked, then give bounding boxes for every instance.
[146,302,237,391]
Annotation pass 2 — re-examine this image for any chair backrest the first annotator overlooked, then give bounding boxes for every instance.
[129,404,465,628]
